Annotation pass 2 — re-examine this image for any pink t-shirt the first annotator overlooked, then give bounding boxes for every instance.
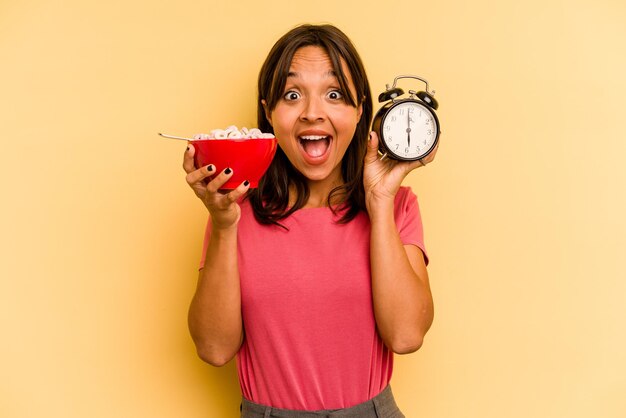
[199,186,427,410]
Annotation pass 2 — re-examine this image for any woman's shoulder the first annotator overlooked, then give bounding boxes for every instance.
[393,186,422,222]
[394,186,417,207]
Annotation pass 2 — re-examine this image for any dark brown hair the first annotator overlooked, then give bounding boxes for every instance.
[248,24,373,226]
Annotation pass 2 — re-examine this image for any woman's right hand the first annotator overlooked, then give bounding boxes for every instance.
[183,143,250,231]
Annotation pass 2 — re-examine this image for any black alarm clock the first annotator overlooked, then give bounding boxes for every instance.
[372,75,440,161]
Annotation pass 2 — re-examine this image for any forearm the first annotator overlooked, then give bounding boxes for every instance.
[369,204,434,354]
[188,225,243,366]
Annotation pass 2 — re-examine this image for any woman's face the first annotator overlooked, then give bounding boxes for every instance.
[264,46,363,185]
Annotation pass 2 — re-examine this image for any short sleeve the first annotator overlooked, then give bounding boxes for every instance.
[394,187,429,265]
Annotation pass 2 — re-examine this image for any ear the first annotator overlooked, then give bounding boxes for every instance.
[357,102,363,122]
[261,99,272,126]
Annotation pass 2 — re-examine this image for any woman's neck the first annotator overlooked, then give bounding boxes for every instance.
[291,176,344,209]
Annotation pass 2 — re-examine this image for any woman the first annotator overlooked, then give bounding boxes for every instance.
[182,24,436,418]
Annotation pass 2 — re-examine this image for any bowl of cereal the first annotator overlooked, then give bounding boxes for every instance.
[179,126,277,190]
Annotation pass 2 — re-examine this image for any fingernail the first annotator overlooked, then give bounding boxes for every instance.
[243,180,250,186]
[224,167,232,175]
[207,164,214,172]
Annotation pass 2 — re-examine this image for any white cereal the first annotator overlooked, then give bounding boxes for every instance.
[194,126,274,140]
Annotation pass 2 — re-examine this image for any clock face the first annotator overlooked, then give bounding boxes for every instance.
[381,101,438,160]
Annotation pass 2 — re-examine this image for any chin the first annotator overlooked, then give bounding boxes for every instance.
[303,164,341,183]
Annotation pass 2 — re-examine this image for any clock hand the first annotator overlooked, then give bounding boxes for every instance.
[406,108,411,147]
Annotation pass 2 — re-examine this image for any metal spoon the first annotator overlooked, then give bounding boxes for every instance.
[158,133,195,141]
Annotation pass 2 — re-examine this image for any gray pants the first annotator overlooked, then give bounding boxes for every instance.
[240,385,405,418]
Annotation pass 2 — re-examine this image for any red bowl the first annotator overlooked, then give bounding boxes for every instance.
[192,138,278,189]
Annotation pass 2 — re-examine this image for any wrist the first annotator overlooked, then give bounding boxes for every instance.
[366,197,395,222]
[210,221,238,237]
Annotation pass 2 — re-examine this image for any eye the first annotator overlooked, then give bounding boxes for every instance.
[327,90,344,100]
[283,91,301,101]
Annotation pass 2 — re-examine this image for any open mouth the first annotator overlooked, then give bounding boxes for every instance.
[299,135,332,158]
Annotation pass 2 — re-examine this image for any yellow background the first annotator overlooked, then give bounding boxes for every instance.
[1,0,625,417]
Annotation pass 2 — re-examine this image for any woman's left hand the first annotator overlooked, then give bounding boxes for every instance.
[363,131,438,213]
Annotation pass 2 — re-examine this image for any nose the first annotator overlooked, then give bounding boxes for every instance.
[300,96,326,122]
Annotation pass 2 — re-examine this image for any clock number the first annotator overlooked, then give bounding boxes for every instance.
[405,147,410,154]
[390,116,396,122]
